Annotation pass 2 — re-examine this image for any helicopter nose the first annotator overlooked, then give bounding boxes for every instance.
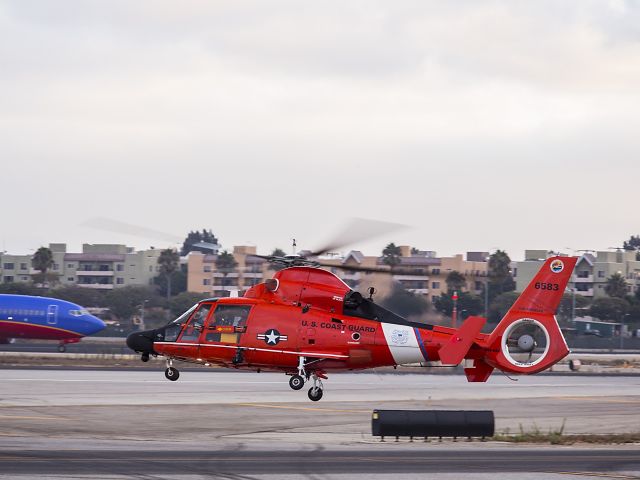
[126,330,155,354]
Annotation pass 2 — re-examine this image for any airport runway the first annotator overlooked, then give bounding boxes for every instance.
[1,369,639,478]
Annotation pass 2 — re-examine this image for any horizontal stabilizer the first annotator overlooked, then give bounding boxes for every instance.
[438,316,486,365]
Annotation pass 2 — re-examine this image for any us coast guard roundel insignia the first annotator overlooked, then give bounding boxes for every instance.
[257,329,288,345]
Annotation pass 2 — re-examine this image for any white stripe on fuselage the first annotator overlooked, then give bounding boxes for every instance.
[380,323,425,365]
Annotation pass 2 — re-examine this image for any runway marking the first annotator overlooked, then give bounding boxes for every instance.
[552,396,640,404]
[553,472,640,479]
[235,402,370,413]
[0,414,61,421]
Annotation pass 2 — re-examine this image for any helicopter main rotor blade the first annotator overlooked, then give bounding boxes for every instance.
[315,261,417,276]
[80,217,182,244]
[306,217,408,258]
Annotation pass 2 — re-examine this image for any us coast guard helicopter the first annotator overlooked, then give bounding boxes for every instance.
[128,244,577,401]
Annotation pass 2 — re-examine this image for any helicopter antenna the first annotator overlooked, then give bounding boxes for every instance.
[292,238,297,255]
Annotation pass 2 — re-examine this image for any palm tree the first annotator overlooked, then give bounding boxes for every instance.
[32,246,54,288]
[446,271,466,293]
[158,249,180,299]
[215,251,238,296]
[605,273,628,299]
[382,243,402,268]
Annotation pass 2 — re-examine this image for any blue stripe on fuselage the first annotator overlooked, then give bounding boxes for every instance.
[414,327,429,362]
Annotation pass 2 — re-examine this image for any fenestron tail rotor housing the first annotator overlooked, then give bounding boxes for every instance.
[501,318,550,368]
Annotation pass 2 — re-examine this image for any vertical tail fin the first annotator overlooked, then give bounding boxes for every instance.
[482,256,577,376]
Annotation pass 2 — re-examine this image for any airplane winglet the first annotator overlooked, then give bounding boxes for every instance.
[437,316,486,365]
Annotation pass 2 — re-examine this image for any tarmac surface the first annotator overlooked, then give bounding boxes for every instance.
[1,368,639,479]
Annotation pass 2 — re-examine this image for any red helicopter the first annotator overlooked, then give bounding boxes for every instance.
[127,248,577,401]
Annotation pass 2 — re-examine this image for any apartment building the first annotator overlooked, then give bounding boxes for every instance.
[321,246,488,302]
[513,249,640,298]
[186,246,270,297]
[0,243,162,290]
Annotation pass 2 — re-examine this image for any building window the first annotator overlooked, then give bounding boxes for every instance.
[116,278,124,284]
[577,271,590,278]
[432,281,440,289]
[4,276,14,282]
[203,279,211,286]
[431,268,440,275]
[20,263,27,270]
[22,276,29,281]
[117,264,124,271]
[3,263,14,270]
[512,267,517,277]
[67,277,74,281]
[149,266,153,272]
[52,263,59,270]
[67,263,74,268]
[598,271,605,278]
[204,265,212,273]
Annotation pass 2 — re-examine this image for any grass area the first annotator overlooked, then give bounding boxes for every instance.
[494,420,640,444]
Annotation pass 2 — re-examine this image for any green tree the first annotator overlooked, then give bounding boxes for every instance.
[31,246,55,287]
[181,229,219,256]
[487,291,520,323]
[51,285,106,307]
[590,297,629,322]
[215,251,238,295]
[623,235,640,251]
[445,271,466,293]
[605,273,628,299]
[158,248,180,299]
[168,291,210,317]
[382,243,402,268]
[105,285,162,320]
[154,269,187,298]
[380,284,430,318]
[487,250,515,301]
[434,291,483,318]
[557,292,590,322]
[0,282,41,296]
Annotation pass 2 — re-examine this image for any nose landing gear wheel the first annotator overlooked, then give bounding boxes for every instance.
[57,344,66,353]
[141,352,150,362]
[165,367,180,381]
[289,375,305,390]
[308,387,323,402]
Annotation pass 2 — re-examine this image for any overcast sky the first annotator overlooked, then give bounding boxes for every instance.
[1,1,639,260]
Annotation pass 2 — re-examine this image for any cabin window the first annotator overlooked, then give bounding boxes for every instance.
[205,305,251,342]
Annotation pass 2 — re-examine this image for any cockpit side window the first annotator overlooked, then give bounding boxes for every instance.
[178,303,214,342]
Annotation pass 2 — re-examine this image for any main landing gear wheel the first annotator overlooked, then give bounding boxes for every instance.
[57,344,66,353]
[165,367,180,381]
[308,386,323,402]
[289,375,305,390]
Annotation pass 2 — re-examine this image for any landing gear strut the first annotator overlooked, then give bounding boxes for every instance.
[164,359,179,381]
[289,357,326,401]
